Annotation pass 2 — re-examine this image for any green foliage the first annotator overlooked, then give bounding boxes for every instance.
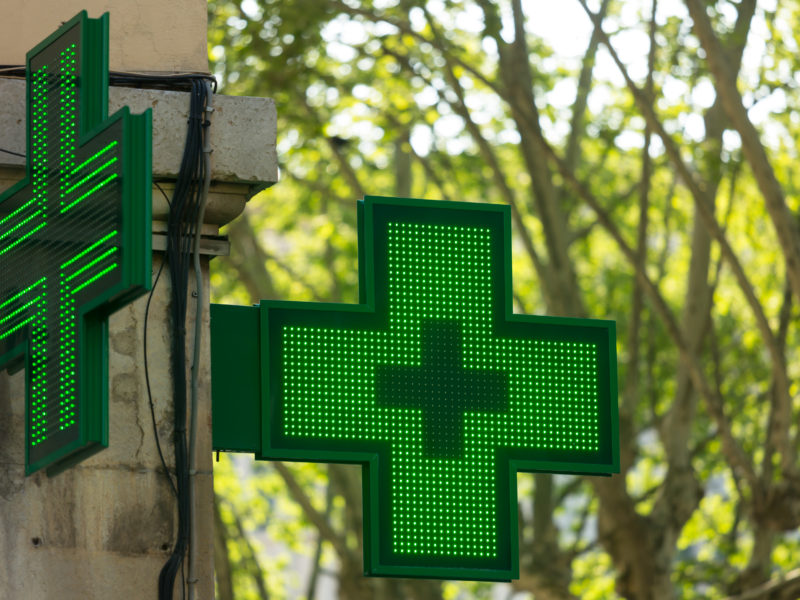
[209,0,800,598]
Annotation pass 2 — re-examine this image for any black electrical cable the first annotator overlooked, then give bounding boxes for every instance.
[0,147,25,158]
[144,183,177,499]
[158,78,209,600]
[0,65,216,93]
[109,72,217,93]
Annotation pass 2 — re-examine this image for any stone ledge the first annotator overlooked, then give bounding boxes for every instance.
[0,77,278,193]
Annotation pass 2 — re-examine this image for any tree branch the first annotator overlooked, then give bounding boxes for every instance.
[328,0,501,95]
[563,0,611,176]
[304,482,333,600]
[381,111,454,203]
[499,0,585,318]
[270,461,353,561]
[224,213,278,303]
[217,494,271,600]
[722,567,800,600]
[396,8,551,299]
[535,126,760,491]
[684,0,800,308]
[683,0,797,478]
[300,96,365,198]
[621,0,657,426]
[213,494,235,600]
[577,0,787,491]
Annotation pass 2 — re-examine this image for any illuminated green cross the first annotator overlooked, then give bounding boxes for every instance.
[0,12,151,475]
[211,196,618,581]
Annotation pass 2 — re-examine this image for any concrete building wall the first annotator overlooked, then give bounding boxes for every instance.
[0,1,208,72]
[0,253,209,599]
[0,79,278,193]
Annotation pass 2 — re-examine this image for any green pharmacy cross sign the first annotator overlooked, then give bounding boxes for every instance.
[211,196,619,581]
[0,12,151,475]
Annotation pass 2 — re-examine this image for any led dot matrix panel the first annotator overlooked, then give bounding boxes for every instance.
[261,196,619,581]
[0,12,151,475]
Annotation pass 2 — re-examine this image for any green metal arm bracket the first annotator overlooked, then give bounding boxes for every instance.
[210,303,261,454]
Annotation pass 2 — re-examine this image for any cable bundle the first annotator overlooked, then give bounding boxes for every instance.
[0,66,216,93]
[158,79,210,600]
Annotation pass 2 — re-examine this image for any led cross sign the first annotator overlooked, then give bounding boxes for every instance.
[210,196,619,581]
[0,12,151,475]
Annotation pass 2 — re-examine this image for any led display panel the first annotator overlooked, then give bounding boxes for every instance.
[260,196,619,580]
[0,12,151,475]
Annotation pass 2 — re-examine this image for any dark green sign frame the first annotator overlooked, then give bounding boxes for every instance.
[0,12,151,475]
[212,196,618,581]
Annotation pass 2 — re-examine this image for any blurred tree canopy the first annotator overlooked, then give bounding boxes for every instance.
[206,0,800,598]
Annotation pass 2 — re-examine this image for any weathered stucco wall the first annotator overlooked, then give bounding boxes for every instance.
[0,253,212,599]
[0,1,208,72]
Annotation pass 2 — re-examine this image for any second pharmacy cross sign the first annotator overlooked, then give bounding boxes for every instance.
[0,12,151,474]
[211,196,619,580]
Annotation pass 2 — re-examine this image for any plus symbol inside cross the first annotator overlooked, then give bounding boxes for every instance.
[377,320,507,458]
